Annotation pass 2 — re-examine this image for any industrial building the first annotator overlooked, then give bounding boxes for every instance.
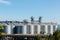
[0,17,58,40]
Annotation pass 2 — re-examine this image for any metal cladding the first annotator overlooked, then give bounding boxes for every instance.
[0,17,59,35]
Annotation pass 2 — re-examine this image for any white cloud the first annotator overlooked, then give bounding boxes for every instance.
[0,0,11,5]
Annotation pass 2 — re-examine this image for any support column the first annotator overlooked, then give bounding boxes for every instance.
[6,25,12,34]
[51,25,53,34]
[55,25,58,30]
[23,25,27,34]
[45,25,48,35]
[31,25,34,34]
[37,25,40,34]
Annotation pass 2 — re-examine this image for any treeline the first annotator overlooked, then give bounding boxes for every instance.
[36,30,60,40]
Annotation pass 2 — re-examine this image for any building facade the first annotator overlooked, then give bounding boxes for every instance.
[0,17,58,35]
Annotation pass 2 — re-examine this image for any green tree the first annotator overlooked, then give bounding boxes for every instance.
[36,36,42,40]
[45,30,60,40]
[40,31,45,34]
[45,34,54,40]
[53,30,60,40]
[0,25,5,35]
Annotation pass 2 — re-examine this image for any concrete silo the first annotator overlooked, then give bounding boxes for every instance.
[6,25,12,34]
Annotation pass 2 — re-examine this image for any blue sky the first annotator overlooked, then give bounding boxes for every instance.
[0,0,60,23]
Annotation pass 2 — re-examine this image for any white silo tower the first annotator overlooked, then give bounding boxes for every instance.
[6,25,12,34]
